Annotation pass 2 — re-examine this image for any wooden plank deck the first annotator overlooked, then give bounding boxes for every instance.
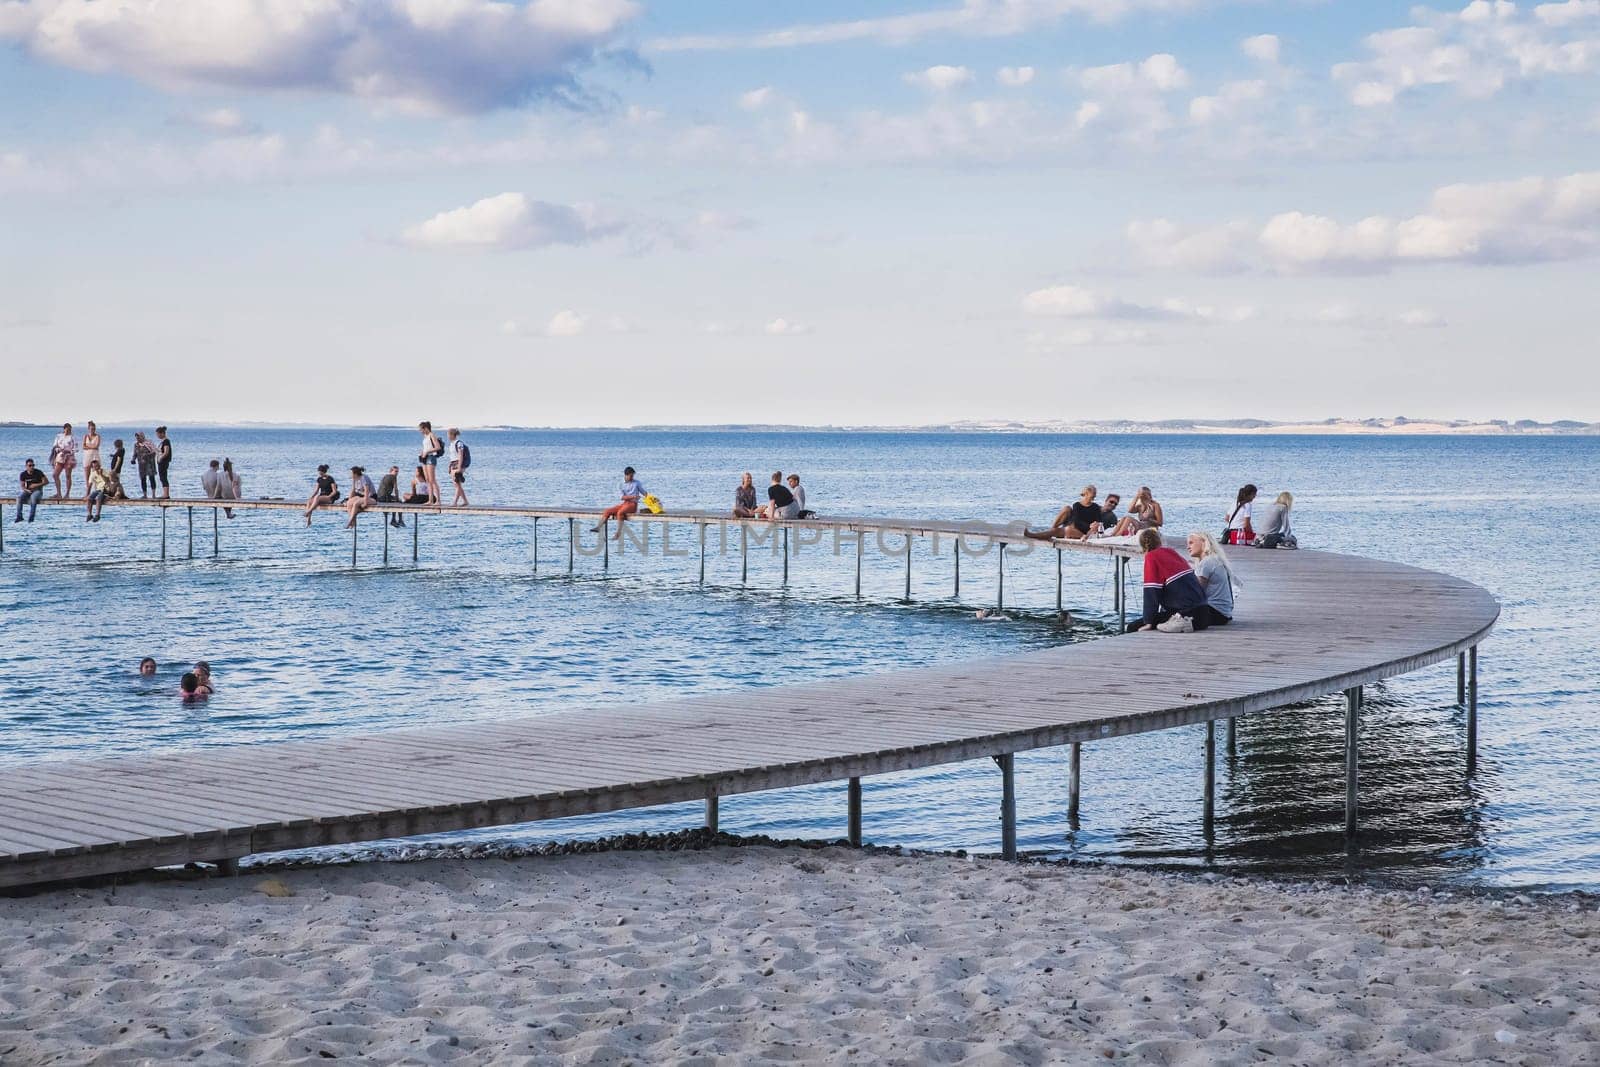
[0,503,1498,887]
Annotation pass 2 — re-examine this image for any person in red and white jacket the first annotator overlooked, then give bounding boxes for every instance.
[1130,528,1210,633]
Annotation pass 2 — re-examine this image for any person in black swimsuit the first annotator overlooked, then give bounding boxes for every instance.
[1025,485,1105,541]
[155,426,173,500]
[303,464,340,526]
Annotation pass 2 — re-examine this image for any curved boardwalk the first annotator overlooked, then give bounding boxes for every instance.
[0,501,1498,888]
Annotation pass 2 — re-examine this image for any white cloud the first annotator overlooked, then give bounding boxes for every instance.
[544,310,588,337]
[738,86,776,111]
[1029,325,1159,349]
[0,0,640,114]
[1311,305,1447,329]
[695,209,755,233]
[178,107,259,135]
[764,317,813,335]
[997,65,1036,86]
[1074,53,1190,93]
[1022,284,1253,322]
[904,65,975,91]
[1240,33,1281,64]
[1188,79,1267,124]
[1125,170,1600,273]
[647,0,1210,53]
[1333,1,1600,108]
[403,193,622,251]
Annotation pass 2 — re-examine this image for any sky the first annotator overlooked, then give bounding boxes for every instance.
[2,0,1599,427]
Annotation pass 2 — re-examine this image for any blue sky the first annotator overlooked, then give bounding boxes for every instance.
[2,0,1599,426]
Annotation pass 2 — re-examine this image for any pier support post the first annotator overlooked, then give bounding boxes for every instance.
[217,858,240,877]
[705,794,719,833]
[413,513,420,564]
[1118,557,1128,632]
[603,525,609,572]
[698,523,706,584]
[782,527,789,585]
[1068,742,1081,828]
[847,777,862,847]
[532,516,538,573]
[1457,651,1466,706]
[1204,720,1216,833]
[161,507,167,560]
[741,525,748,585]
[1467,646,1479,776]
[999,753,1017,860]
[1056,549,1063,613]
[1227,717,1237,757]
[997,543,1006,612]
[1345,686,1361,835]
[953,537,960,597]
[904,534,912,601]
[855,531,862,598]
[383,516,389,565]
[212,508,218,557]
[567,518,574,574]
[351,516,358,567]
[187,506,193,559]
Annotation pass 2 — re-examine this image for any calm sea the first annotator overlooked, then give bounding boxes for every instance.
[1,427,1595,890]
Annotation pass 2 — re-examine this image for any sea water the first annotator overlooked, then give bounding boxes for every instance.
[1,427,1595,890]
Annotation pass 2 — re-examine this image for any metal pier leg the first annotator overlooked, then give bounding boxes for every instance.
[698,522,706,584]
[212,508,218,557]
[603,525,609,572]
[904,534,912,601]
[1227,716,1237,757]
[705,794,719,833]
[187,506,193,559]
[532,516,538,572]
[1118,557,1128,632]
[383,516,389,565]
[217,858,240,877]
[847,777,862,846]
[413,513,420,563]
[997,543,1006,612]
[782,527,789,585]
[741,525,748,585]
[1068,742,1081,828]
[1457,651,1466,705]
[1204,720,1216,833]
[999,753,1017,860]
[1467,646,1479,776]
[567,517,574,574]
[1345,686,1361,835]
[953,538,960,597]
[1056,549,1063,613]
[161,507,167,560]
[351,516,358,567]
[855,532,862,598]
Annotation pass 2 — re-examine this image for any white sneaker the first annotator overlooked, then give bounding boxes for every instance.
[1156,614,1194,634]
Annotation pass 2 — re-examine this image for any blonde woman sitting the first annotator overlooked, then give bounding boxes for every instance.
[1108,486,1163,537]
[1253,491,1295,548]
[1186,530,1241,627]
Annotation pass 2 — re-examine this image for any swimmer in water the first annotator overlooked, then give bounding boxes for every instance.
[193,660,215,695]
[179,672,208,703]
[138,657,157,677]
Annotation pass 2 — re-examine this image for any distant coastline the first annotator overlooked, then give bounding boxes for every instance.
[3,417,1596,435]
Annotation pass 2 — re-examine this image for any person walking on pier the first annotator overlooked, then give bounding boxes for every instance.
[50,423,77,500]
[155,427,173,500]
[732,472,758,518]
[132,432,156,497]
[304,464,340,525]
[418,421,444,506]
[344,466,376,528]
[447,428,470,507]
[1131,528,1210,634]
[594,466,645,539]
[84,459,110,522]
[14,459,46,523]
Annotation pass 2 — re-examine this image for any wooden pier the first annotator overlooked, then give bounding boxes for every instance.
[0,498,1496,888]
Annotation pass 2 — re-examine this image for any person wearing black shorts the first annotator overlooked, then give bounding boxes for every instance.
[154,426,173,500]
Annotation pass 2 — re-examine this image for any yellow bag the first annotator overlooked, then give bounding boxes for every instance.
[642,494,664,515]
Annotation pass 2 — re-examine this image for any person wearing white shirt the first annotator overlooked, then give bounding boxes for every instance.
[50,423,77,500]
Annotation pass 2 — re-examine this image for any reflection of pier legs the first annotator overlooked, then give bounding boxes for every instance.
[1345,685,1362,837]
[1467,645,1479,775]
[1203,720,1216,842]
[1068,742,1081,830]
[847,777,862,846]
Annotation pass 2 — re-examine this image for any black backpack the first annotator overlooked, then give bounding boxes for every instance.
[458,442,471,470]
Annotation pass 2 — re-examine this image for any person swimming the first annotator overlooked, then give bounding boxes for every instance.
[179,672,208,703]
[193,660,215,695]
[138,657,157,677]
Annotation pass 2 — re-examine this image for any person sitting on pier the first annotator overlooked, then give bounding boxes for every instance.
[304,464,340,526]
[1098,493,1121,531]
[14,459,46,523]
[1224,484,1257,545]
[1109,486,1163,537]
[404,465,430,505]
[1253,491,1295,549]
[787,474,816,518]
[1131,528,1210,634]
[344,466,376,529]
[1187,531,1238,627]
[376,465,404,528]
[179,671,208,703]
[200,458,234,519]
[83,459,110,522]
[1025,485,1103,541]
[761,471,799,520]
[593,467,645,540]
[732,472,759,518]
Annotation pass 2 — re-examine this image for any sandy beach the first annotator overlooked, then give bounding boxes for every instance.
[2,844,1597,1065]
